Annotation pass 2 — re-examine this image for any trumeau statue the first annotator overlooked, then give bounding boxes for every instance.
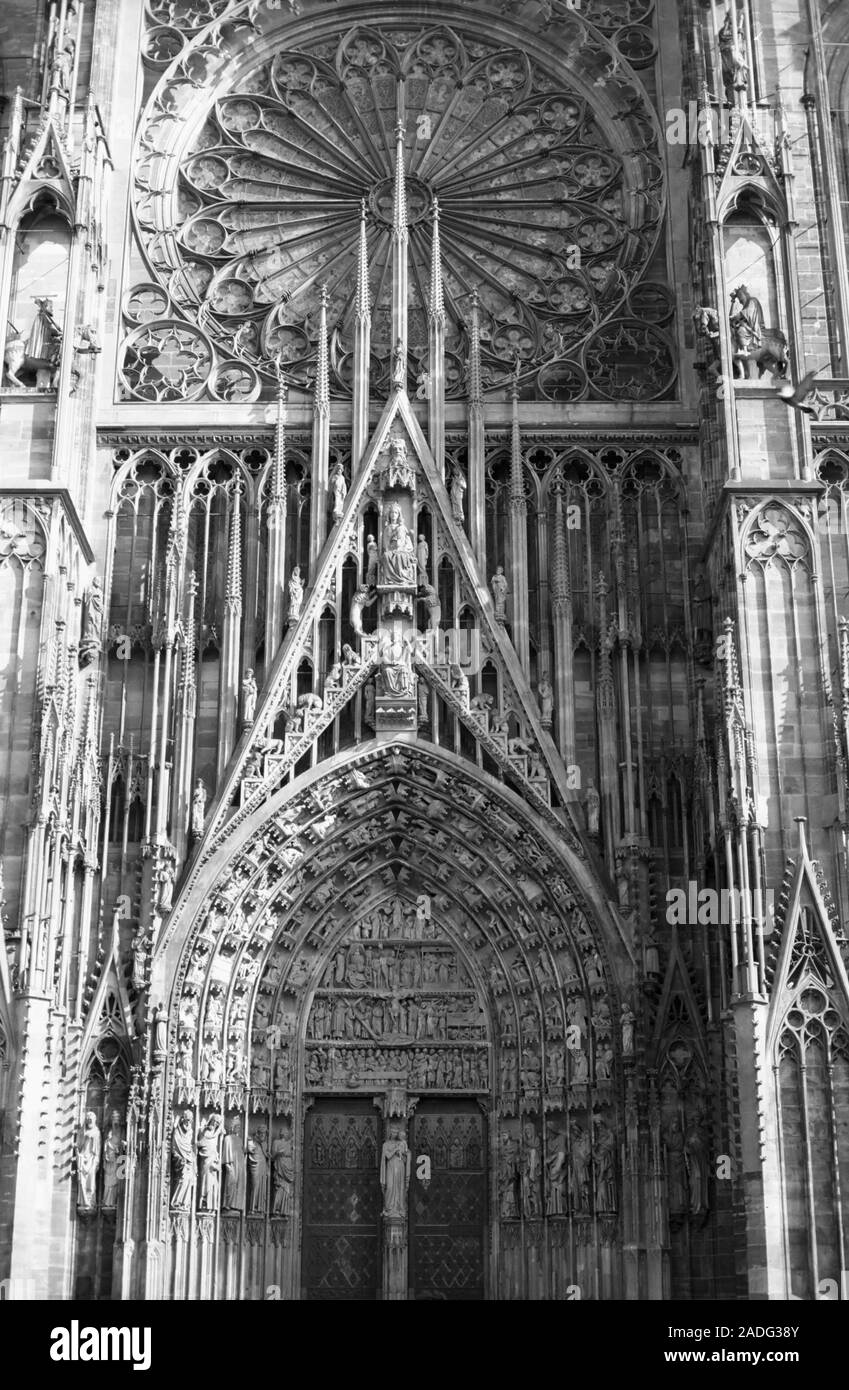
[77,1111,102,1210]
[380,1121,411,1217]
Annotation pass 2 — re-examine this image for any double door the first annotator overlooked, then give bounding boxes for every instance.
[302,1098,487,1300]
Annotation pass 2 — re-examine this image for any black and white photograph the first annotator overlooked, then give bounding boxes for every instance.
[0,0,847,1353]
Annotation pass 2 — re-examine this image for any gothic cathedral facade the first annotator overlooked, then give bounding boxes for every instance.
[1,0,849,1302]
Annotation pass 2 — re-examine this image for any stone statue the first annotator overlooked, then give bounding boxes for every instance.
[156,860,175,916]
[664,1117,688,1214]
[545,1128,568,1216]
[380,503,417,586]
[101,1111,125,1210]
[417,533,429,582]
[537,677,554,725]
[342,642,362,667]
[77,1111,102,1210]
[331,463,347,520]
[285,568,303,625]
[450,468,467,524]
[271,1130,294,1216]
[499,1132,518,1218]
[570,1125,591,1212]
[416,368,430,400]
[729,284,763,356]
[131,927,150,992]
[170,1111,196,1210]
[685,1116,709,1215]
[222,1116,246,1211]
[584,780,600,836]
[246,1126,269,1214]
[191,778,207,837]
[79,576,105,666]
[519,1121,541,1218]
[365,534,378,586]
[593,1117,617,1212]
[380,1121,411,1217]
[197,1114,222,1211]
[490,566,508,620]
[391,336,406,387]
[718,5,748,104]
[620,1003,635,1057]
[242,667,257,724]
[378,633,414,698]
[449,663,470,711]
[350,585,375,635]
[419,583,441,631]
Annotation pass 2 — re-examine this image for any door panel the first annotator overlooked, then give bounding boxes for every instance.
[302,1100,381,1300]
[409,1100,487,1300]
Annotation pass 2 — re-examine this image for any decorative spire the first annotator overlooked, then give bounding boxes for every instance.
[509,356,525,507]
[315,284,329,418]
[429,198,445,323]
[550,482,571,610]
[468,289,483,409]
[272,370,289,505]
[392,118,408,244]
[390,115,408,366]
[226,487,243,612]
[181,572,198,698]
[355,199,371,321]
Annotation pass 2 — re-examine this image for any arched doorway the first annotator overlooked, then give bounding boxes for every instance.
[151,741,630,1300]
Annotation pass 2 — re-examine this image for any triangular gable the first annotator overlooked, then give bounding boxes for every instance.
[10,119,76,221]
[201,386,586,854]
[766,832,849,1046]
[649,933,709,1076]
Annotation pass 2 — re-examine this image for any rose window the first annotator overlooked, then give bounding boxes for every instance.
[131,14,672,401]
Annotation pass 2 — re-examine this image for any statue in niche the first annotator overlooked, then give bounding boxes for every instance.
[331,462,347,520]
[449,663,470,711]
[692,306,721,379]
[197,1114,223,1211]
[174,1044,195,1104]
[287,566,304,622]
[246,1126,269,1214]
[77,1111,102,1210]
[222,1116,246,1211]
[156,860,175,916]
[584,780,600,836]
[664,1116,688,1214]
[380,1121,411,1217]
[242,668,257,724]
[537,677,554,726]
[450,467,467,525]
[5,297,63,390]
[569,1124,591,1212]
[729,285,788,379]
[101,1111,125,1210]
[417,534,429,581]
[620,1002,635,1057]
[545,1128,568,1216]
[79,576,104,665]
[685,1115,709,1215]
[363,680,376,728]
[498,1132,519,1218]
[365,534,379,586]
[170,1111,196,1210]
[519,1122,541,1218]
[131,927,150,992]
[380,503,417,587]
[391,337,406,387]
[593,1116,617,1212]
[271,1129,294,1216]
[490,566,508,620]
[191,779,207,837]
[718,4,748,103]
[350,585,375,635]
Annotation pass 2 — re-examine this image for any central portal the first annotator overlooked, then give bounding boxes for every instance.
[302,1097,487,1300]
